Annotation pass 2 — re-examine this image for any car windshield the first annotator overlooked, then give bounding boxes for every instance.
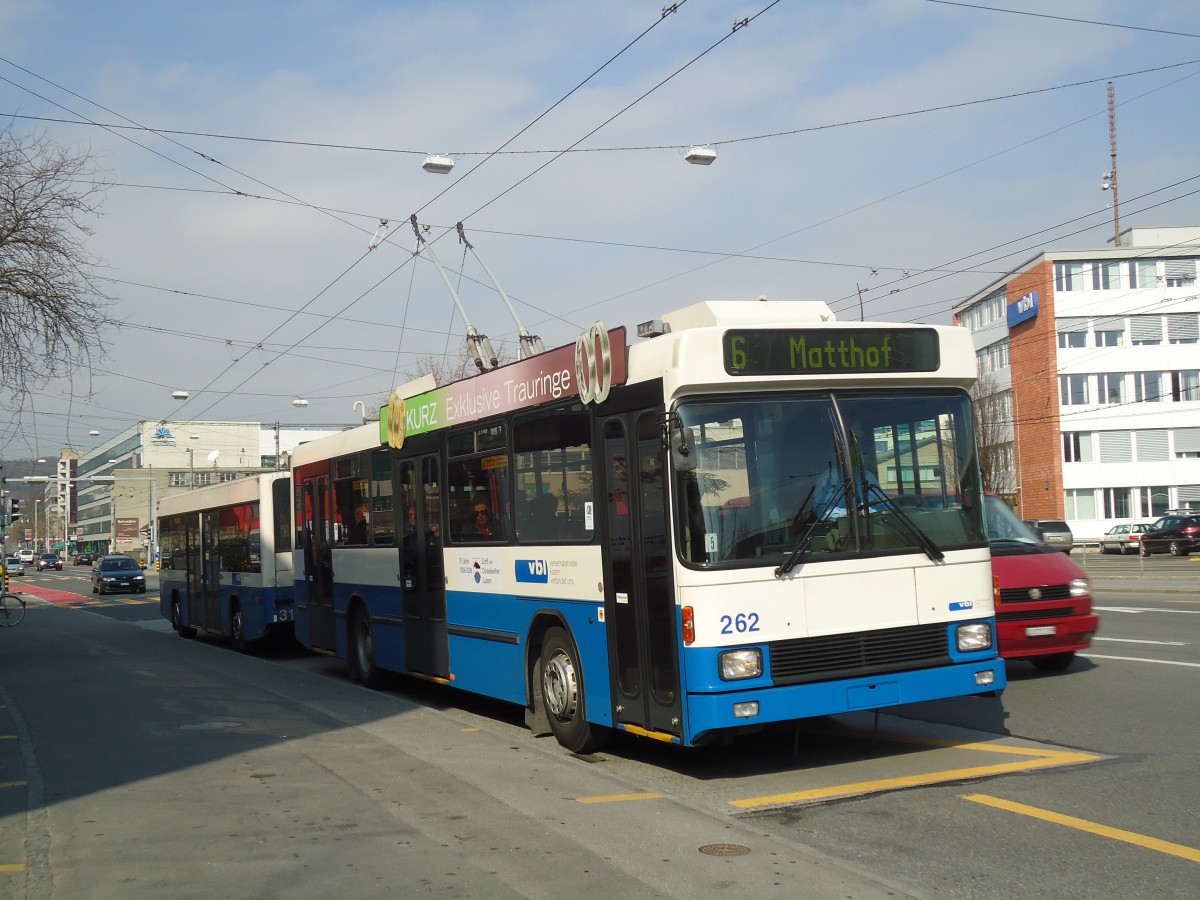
[103,558,140,571]
[983,495,1041,545]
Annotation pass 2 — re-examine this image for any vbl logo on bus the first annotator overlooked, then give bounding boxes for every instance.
[515,559,549,584]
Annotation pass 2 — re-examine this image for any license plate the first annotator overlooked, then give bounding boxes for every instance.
[1026,625,1057,637]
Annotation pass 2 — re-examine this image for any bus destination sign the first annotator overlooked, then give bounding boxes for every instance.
[723,328,940,376]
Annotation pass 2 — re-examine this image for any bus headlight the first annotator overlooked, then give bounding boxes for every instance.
[1069,578,1090,597]
[955,622,993,652]
[719,648,762,680]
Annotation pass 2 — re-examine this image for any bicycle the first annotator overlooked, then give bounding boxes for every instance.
[0,591,26,627]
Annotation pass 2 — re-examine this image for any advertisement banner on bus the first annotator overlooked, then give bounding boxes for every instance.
[380,326,626,449]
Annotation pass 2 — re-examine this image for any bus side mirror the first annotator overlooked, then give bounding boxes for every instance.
[670,424,697,472]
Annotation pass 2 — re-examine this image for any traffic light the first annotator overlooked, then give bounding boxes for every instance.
[10,498,19,522]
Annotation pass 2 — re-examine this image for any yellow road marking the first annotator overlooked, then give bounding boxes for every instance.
[964,794,1200,863]
[0,864,25,873]
[730,733,1101,810]
[0,781,27,789]
[577,792,663,804]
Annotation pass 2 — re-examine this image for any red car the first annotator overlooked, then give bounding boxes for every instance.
[985,496,1099,671]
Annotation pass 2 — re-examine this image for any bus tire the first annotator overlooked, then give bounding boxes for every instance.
[349,606,388,690]
[172,597,196,639]
[540,627,608,754]
[230,600,247,652]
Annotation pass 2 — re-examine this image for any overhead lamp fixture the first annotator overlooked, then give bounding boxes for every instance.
[685,145,717,166]
[172,390,189,400]
[88,429,100,436]
[292,398,309,408]
[422,154,454,174]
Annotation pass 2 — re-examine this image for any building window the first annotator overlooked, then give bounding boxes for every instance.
[1103,488,1131,518]
[1063,432,1093,463]
[1132,259,1158,288]
[1171,370,1200,402]
[1167,314,1199,344]
[1093,317,1124,346]
[168,472,188,487]
[1133,372,1163,403]
[1058,331,1086,349]
[1059,374,1089,406]
[1097,373,1126,405]
[219,472,239,483]
[1054,262,1083,292]
[1065,489,1096,519]
[1136,486,1170,518]
[194,472,212,487]
[1091,261,1120,290]
[1164,258,1196,287]
[1130,316,1163,345]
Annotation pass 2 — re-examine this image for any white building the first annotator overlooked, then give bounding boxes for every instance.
[953,225,1200,541]
[70,420,343,559]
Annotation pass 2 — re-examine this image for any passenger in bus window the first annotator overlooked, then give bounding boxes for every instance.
[461,501,495,541]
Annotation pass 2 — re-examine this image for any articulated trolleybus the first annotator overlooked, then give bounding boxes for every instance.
[292,300,1003,752]
[159,472,295,648]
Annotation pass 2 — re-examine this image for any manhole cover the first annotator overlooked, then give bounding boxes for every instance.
[698,843,751,857]
[179,721,244,732]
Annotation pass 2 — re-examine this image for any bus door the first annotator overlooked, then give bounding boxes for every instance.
[201,510,222,630]
[184,514,203,628]
[602,411,682,739]
[302,475,337,651]
[398,455,448,677]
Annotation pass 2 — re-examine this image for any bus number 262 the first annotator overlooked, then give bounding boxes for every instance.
[720,612,760,634]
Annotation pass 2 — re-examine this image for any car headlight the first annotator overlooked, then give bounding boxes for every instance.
[719,648,763,680]
[956,622,993,652]
[1069,577,1089,598]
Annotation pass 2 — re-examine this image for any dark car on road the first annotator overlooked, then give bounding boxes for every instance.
[92,555,147,595]
[1140,513,1200,557]
[36,553,63,571]
[74,552,94,566]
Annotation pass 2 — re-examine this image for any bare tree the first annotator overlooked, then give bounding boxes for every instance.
[971,371,1017,499]
[406,341,515,387]
[0,125,113,400]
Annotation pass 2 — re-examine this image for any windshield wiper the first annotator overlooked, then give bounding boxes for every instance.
[862,483,945,562]
[776,482,845,577]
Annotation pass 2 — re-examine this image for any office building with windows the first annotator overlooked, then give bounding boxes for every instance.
[953,225,1200,541]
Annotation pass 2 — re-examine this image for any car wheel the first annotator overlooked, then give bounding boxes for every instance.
[1141,541,1152,557]
[1169,541,1188,557]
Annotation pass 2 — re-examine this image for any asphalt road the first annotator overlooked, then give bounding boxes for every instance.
[1,555,1196,898]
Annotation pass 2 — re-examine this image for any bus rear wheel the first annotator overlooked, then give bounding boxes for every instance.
[349,607,387,690]
[540,627,608,754]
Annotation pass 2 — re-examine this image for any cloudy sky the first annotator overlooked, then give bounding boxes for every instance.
[2,0,1199,460]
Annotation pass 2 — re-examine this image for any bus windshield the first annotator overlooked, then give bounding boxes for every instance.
[673,390,986,567]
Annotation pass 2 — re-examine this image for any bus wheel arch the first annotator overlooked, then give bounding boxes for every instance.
[347,596,387,689]
[537,624,609,754]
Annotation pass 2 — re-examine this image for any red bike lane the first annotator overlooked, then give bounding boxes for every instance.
[12,583,93,606]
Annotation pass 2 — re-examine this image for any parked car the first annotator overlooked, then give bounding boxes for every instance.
[91,555,147,595]
[36,553,63,571]
[1022,519,1074,554]
[988,496,1098,671]
[4,557,25,577]
[74,552,94,566]
[18,549,34,564]
[1099,522,1152,554]
[1140,513,1200,557]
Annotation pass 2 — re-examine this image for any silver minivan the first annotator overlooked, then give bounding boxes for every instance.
[1023,519,1074,554]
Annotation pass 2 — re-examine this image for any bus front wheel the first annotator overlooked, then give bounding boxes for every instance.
[349,607,387,690]
[230,601,247,652]
[172,597,196,639]
[540,627,607,754]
